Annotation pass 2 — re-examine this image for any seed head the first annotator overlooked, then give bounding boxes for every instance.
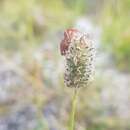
[60,29,95,88]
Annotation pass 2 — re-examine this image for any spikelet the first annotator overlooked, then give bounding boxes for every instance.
[60,29,95,88]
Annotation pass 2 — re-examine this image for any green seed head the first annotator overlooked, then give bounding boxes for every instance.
[60,29,95,88]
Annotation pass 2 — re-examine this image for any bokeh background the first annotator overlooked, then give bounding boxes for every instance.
[0,0,130,130]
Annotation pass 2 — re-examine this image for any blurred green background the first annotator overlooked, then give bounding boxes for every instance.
[0,0,130,130]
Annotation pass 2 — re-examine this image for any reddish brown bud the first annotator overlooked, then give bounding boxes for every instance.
[60,29,80,55]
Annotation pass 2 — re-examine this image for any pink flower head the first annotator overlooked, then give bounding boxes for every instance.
[60,29,80,55]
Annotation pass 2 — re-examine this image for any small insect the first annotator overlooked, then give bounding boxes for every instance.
[60,29,80,55]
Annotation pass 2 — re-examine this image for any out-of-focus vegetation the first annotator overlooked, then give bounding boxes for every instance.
[0,0,87,52]
[101,0,130,71]
[0,0,130,130]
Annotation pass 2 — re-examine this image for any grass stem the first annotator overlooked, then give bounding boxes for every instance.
[68,88,78,130]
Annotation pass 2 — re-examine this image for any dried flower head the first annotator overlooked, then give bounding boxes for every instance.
[60,29,95,88]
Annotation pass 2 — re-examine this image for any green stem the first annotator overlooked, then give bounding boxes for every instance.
[68,88,78,130]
